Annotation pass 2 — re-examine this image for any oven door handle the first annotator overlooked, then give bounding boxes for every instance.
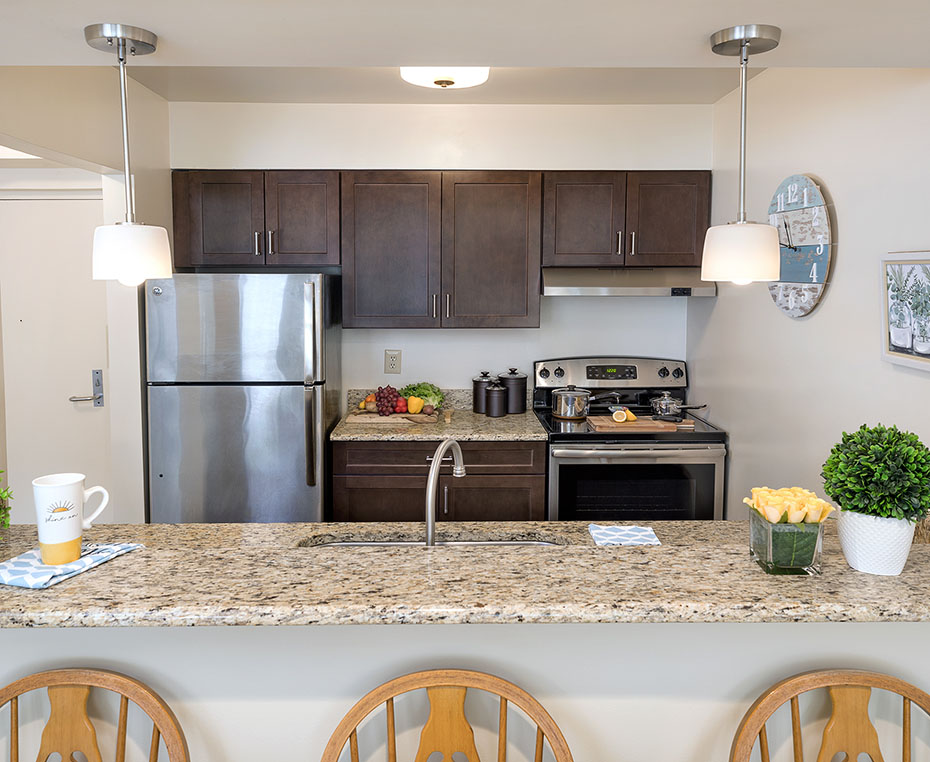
[551,447,725,459]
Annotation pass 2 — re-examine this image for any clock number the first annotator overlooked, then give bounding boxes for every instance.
[809,263,818,283]
[811,206,821,225]
[787,184,799,204]
[768,213,777,227]
[802,187,810,206]
[776,193,786,212]
[816,235,825,256]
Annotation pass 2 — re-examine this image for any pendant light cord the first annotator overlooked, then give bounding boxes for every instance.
[117,37,135,224]
[737,39,749,224]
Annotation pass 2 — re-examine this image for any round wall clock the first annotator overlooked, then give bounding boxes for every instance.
[766,174,834,318]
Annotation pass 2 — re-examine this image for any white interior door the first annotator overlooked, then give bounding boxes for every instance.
[0,195,113,524]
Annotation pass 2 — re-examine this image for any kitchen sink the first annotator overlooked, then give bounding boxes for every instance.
[308,540,559,547]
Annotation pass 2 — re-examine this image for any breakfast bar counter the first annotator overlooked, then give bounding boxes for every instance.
[2,520,930,627]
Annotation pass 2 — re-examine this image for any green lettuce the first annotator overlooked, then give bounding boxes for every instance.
[399,382,444,409]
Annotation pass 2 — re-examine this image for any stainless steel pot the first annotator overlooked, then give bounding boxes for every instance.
[552,385,619,420]
[650,391,706,417]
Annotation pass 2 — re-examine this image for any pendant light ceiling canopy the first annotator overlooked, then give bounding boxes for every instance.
[400,67,490,89]
[85,23,172,287]
[701,24,781,286]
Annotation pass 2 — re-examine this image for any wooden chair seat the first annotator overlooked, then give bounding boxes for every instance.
[731,668,930,762]
[321,668,573,762]
[0,668,190,762]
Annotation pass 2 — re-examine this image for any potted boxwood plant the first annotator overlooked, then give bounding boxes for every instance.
[822,424,930,575]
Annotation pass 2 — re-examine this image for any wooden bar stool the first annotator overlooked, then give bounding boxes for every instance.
[0,668,190,762]
[730,668,930,761]
[321,668,573,762]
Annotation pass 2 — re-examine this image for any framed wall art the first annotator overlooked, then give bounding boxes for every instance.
[883,251,930,371]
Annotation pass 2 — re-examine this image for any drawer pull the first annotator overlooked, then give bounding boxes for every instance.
[426,455,453,463]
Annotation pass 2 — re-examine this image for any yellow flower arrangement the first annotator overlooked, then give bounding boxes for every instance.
[743,487,835,524]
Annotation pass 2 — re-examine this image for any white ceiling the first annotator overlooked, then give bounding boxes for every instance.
[1,0,927,103]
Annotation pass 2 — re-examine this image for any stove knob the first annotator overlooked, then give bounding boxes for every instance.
[657,366,670,378]
[672,368,684,379]
[539,368,550,379]
[554,367,565,378]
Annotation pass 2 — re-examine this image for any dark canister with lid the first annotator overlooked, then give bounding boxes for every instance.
[472,370,496,414]
[484,381,508,418]
[498,368,527,414]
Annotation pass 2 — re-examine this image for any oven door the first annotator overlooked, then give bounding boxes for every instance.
[548,443,726,521]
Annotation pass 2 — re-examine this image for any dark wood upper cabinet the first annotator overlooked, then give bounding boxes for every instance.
[264,171,339,266]
[542,171,626,266]
[441,171,542,328]
[341,171,441,328]
[172,170,339,268]
[625,171,711,267]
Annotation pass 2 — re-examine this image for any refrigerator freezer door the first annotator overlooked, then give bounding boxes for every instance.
[146,273,313,383]
[148,384,325,522]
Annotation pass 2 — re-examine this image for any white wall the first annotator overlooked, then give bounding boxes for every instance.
[688,69,930,518]
[0,68,171,522]
[171,102,712,388]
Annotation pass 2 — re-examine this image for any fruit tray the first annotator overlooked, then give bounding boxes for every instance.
[345,411,441,424]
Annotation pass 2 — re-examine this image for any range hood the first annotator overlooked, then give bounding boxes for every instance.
[542,267,717,297]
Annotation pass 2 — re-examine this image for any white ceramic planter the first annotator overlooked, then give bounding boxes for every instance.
[837,510,916,576]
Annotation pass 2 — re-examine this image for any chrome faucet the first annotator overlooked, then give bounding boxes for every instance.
[425,438,466,546]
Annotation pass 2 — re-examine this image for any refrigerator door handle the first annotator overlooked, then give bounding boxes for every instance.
[305,388,316,487]
[304,279,318,384]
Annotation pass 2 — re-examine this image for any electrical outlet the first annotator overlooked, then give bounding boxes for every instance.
[384,349,402,374]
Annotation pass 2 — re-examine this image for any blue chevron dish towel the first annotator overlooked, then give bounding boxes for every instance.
[0,543,143,589]
[588,524,661,546]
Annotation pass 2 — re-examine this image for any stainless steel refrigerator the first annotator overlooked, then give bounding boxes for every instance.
[144,273,340,522]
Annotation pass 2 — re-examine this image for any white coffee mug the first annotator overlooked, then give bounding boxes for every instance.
[32,473,109,565]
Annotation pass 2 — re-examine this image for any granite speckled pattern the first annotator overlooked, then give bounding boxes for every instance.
[331,407,546,442]
[2,521,930,627]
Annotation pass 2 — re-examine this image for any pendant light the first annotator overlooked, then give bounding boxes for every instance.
[85,23,172,287]
[701,25,781,285]
[400,67,490,89]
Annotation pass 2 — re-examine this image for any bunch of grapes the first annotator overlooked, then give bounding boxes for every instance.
[375,386,400,416]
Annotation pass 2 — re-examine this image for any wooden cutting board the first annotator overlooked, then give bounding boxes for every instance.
[587,416,686,432]
[345,411,442,425]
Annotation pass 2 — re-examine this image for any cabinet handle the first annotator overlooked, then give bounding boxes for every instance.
[253,231,262,257]
[432,294,438,319]
[266,230,275,256]
[445,293,451,319]
[443,484,449,516]
[630,231,636,257]
[616,230,623,256]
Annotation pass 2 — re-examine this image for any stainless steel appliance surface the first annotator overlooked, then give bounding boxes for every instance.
[145,273,341,523]
[534,356,727,522]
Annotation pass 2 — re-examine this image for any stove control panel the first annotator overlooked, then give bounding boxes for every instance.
[534,356,687,389]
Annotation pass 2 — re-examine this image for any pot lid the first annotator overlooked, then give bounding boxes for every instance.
[553,385,591,396]
[486,380,506,391]
[498,367,526,380]
[473,370,495,383]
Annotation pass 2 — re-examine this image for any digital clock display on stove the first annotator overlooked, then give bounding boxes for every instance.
[587,364,636,380]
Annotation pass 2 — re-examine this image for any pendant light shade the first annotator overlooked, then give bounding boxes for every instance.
[701,223,779,285]
[400,66,490,89]
[93,223,172,286]
[85,23,172,287]
[701,24,781,285]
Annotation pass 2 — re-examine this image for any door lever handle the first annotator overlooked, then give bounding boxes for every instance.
[69,370,105,407]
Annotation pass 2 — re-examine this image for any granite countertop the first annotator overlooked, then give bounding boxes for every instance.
[2,520,930,627]
[331,388,547,442]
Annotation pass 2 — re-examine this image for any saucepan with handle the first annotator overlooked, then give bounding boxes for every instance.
[649,391,707,418]
[551,385,620,420]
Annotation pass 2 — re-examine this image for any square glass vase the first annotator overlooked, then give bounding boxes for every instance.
[749,510,824,576]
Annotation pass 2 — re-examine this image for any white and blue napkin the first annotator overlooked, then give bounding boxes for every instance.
[588,524,661,546]
[0,543,143,589]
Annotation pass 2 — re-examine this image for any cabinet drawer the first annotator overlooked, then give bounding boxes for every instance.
[332,441,546,475]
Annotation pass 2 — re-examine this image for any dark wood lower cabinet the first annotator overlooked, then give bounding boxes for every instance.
[331,441,547,522]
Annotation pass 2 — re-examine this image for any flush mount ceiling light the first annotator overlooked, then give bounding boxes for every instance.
[399,66,490,89]
[701,24,781,286]
[85,23,172,287]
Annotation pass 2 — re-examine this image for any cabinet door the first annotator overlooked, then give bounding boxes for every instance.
[439,475,546,521]
[342,171,441,328]
[264,171,340,266]
[542,171,626,266]
[181,170,265,266]
[441,171,542,328]
[332,475,426,521]
[625,171,711,267]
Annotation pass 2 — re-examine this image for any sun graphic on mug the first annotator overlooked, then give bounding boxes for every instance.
[47,501,75,515]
